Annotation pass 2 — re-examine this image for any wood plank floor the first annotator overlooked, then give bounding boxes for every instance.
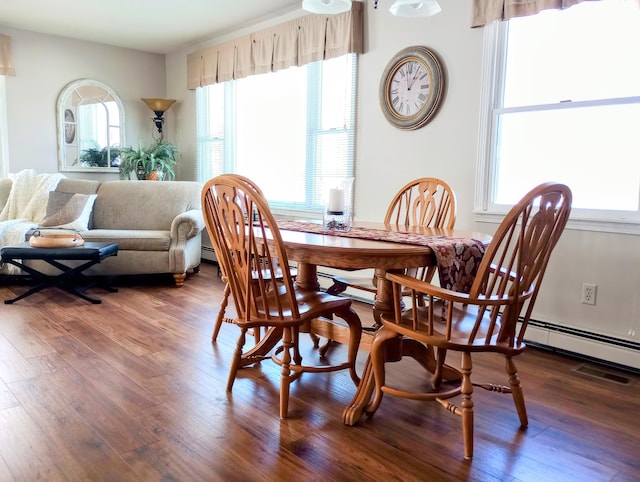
[0,262,638,481]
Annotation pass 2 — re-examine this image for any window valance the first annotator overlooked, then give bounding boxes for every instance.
[471,0,595,27]
[0,34,15,76]
[187,2,363,90]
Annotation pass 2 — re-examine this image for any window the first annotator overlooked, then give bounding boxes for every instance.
[196,54,357,216]
[477,0,640,233]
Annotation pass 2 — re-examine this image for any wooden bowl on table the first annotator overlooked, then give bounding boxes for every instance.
[28,230,84,248]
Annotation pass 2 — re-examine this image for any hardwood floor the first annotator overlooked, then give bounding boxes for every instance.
[0,262,638,481]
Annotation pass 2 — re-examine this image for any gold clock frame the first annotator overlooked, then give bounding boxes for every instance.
[379,46,445,131]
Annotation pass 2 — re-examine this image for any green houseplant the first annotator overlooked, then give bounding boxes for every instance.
[79,145,122,168]
[118,141,178,180]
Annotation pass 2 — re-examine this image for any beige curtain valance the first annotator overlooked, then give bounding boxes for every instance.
[0,34,16,77]
[187,2,363,90]
[471,0,595,27]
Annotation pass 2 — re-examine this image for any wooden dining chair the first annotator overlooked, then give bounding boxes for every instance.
[201,174,362,418]
[326,177,457,297]
[210,175,295,343]
[366,182,572,459]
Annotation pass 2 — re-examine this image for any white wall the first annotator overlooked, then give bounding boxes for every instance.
[4,27,166,180]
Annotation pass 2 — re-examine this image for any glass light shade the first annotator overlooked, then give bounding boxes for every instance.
[389,0,441,17]
[302,0,352,14]
[141,98,176,113]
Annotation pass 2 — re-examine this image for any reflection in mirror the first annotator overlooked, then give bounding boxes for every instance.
[57,79,125,172]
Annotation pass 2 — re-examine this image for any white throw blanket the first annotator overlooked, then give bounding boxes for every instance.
[0,169,65,274]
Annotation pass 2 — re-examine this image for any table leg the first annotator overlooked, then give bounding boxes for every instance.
[294,262,320,291]
[4,280,50,304]
[3,258,111,304]
[46,259,118,302]
[343,268,394,424]
[3,260,52,304]
[372,268,407,324]
[343,268,416,426]
[343,351,376,425]
[342,335,407,425]
[46,259,108,303]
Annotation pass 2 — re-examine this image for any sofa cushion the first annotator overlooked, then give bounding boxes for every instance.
[39,191,97,231]
[92,180,201,230]
[55,178,101,195]
[79,229,171,251]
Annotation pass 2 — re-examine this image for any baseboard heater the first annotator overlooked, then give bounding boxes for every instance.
[527,319,640,352]
[203,254,639,373]
[525,319,640,374]
[201,245,217,261]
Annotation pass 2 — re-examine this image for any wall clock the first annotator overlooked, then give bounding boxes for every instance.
[379,46,445,130]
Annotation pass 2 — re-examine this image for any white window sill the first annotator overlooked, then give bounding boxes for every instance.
[474,210,640,236]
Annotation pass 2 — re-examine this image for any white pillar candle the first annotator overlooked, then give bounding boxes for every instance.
[328,188,345,213]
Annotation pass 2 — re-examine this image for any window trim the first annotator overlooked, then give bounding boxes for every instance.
[475,19,640,236]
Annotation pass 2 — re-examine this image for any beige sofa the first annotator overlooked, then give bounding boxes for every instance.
[0,177,205,286]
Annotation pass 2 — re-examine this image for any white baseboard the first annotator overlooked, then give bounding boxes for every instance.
[201,245,217,262]
[203,251,639,372]
[524,322,639,371]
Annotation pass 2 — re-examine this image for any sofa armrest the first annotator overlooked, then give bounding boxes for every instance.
[170,209,205,240]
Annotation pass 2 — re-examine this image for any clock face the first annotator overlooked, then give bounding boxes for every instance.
[388,59,431,118]
[380,46,445,130]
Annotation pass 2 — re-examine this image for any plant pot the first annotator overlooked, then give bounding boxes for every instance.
[136,161,146,180]
[148,169,165,181]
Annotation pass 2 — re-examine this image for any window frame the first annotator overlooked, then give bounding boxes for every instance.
[475,15,640,236]
[196,54,357,219]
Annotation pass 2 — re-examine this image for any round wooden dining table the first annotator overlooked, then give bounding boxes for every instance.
[272,221,493,426]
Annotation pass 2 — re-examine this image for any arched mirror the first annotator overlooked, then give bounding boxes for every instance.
[57,79,125,172]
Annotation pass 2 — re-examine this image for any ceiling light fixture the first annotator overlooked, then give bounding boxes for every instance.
[376,0,442,17]
[301,0,352,14]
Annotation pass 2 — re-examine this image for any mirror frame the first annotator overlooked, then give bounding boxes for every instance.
[57,79,126,173]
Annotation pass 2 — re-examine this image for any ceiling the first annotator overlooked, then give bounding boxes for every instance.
[0,0,303,54]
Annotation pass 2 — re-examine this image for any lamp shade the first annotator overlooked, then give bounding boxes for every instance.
[302,0,352,14]
[389,0,441,17]
[141,98,176,113]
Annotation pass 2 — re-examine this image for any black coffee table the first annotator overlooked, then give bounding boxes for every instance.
[1,242,118,304]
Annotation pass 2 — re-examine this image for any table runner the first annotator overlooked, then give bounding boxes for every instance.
[276,220,485,293]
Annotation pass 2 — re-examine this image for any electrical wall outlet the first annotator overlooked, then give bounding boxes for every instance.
[581,283,597,305]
